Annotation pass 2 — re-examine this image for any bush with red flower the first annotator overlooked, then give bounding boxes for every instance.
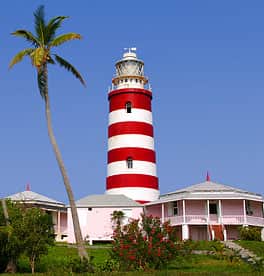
[111,213,179,271]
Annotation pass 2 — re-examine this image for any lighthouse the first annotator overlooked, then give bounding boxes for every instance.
[106,49,160,203]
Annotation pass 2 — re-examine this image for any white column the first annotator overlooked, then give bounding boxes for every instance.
[261,228,264,242]
[218,200,222,224]
[161,203,164,223]
[183,200,186,224]
[243,199,247,225]
[223,229,227,241]
[207,200,210,224]
[182,224,189,240]
[57,211,61,239]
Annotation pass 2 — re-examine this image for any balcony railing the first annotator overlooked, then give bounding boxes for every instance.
[165,215,264,227]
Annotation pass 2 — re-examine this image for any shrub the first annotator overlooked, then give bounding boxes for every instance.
[111,214,179,271]
[239,226,261,241]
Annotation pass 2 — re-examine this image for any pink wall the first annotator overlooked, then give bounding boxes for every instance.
[226,225,239,240]
[222,200,244,216]
[67,206,143,243]
[145,204,161,217]
[60,212,67,232]
[185,200,206,215]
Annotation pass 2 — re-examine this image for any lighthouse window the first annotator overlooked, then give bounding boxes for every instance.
[125,101,132,113]
[126,157,133,169]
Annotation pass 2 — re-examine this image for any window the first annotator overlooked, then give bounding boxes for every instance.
[209,203,217,214]
[173,201,178,216]
[126,157,133,169]
[245,200,253,215]
[125,101,132,113]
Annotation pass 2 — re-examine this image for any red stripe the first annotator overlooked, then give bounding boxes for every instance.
[106,174,159,190]
[108,122,153,137]
[109,88,152,99]
[109,90,152,112]
[108,148,156,163]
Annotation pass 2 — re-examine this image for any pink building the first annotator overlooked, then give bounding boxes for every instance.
[7,188,67,241]
[145,179,264,241]
[67,194,143,244]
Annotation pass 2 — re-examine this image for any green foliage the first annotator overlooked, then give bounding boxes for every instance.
[111,214,179,271]
[10,4,85,97]
[22,208,54,273]
[0,200,25,272]
[239,226,261,241]
[0,201,54,273]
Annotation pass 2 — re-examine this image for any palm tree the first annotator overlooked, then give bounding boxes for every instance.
[9,6,88,262]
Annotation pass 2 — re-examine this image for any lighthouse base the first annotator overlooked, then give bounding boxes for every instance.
[106,187,159,203]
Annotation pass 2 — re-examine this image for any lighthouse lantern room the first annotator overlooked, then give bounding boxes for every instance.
[106,49,160,203]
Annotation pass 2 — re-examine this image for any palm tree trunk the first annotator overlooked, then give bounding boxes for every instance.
[1,199,17,273]
[1,198,9,225]
[42,65,88,261]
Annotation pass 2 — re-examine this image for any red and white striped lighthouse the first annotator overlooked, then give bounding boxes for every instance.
[106,49,159,203]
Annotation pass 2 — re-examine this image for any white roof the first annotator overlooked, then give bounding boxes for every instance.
[7,190,65,208]
[75,194,142,208]
[145,181,264,205]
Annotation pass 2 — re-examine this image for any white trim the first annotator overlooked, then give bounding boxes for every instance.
[107,160,157,177]
[109,109,152,125]
[219,200,222,224]
[161,203,164,223]
[108,134,155,151]
[106,187,159,202]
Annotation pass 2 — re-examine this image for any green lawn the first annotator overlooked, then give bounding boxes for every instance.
[6,242,263,275]
[235,240,264,258]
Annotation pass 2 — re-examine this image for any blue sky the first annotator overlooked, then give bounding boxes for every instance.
[1,1,264,202]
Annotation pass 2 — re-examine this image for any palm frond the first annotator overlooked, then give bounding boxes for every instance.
[45,16,68,43]
[11,30,40,46]
[49,33,82,47]
[37,65,47,98]
[9,48,34,69]
[54,54,85,86]
[47,55,55,64]
[34,5,46,45]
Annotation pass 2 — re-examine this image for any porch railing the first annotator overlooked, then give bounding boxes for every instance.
[165,215,264,227]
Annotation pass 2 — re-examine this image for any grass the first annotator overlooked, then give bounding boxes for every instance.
[235,240,264,258]
[5,242,264,275]
[168,254,252,273]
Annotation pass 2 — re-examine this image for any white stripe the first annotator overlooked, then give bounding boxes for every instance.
[109,109,152,125]
[107,161,157,177]
[106,187,160,202]
[108,134,154,151]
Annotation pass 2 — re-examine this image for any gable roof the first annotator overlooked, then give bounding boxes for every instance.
[146,181,263,205]
[7,190,65,208]
[75,194,142,208]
